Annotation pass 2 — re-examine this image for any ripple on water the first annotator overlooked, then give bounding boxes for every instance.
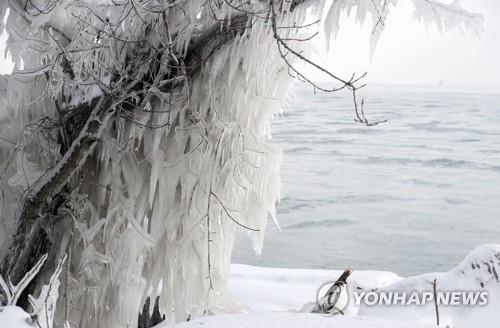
[234,84,500,276]
[444,198,469,205]
[283,219,355,230]
[353,156,500,172]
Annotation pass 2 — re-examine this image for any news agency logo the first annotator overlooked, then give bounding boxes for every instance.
[316,281,488,316]
[352,290,489,306]
[316,281,349,315]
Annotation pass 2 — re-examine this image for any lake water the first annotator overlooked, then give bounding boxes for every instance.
[232,83,500,277]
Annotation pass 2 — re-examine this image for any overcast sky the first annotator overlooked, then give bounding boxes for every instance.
[0,0,499,88]
[311,0,500,89]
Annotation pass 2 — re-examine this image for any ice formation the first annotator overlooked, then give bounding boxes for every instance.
[0,0,483,327]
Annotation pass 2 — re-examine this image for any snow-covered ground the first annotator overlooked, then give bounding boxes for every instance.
[173,313,435,328]
[170,244,500,328]
[226,264,401,314]
[2,244,499,327]
[0,306,33,328]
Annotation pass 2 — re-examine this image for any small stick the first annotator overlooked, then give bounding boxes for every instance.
[336,269,353,284]
[433,278,440,326]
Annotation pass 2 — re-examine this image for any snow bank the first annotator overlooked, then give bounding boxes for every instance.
[2,245,498,327]
[172,244,499,328]
[360,244,500,327]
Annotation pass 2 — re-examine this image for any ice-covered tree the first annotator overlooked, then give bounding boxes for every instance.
[0,0,482,327]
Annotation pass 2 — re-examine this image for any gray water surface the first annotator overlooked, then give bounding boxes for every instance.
[232,83,500,276]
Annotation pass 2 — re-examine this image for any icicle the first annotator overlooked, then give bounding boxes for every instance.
[411,0,484,37]
[28,255,67,328]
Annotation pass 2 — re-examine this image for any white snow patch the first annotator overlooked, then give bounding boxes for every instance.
[360,244,500,328]
[227,264,400,313]
[0,306,34,328]
[166,313,434,328]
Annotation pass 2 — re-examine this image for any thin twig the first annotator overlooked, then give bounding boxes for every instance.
[433,278,440,326]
